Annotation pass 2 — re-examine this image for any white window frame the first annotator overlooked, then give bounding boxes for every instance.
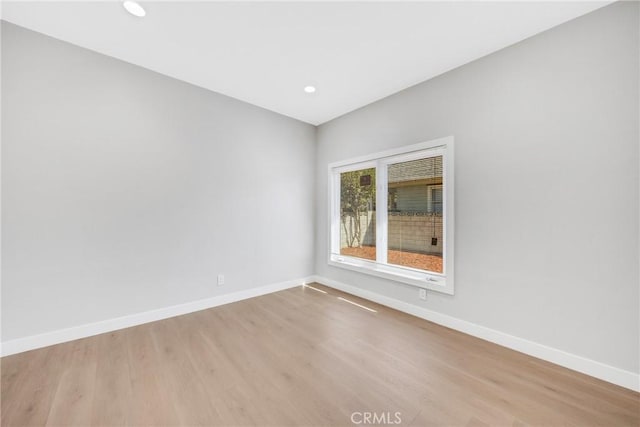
[328,136,455,295]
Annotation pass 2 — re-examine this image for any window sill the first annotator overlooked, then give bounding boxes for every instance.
[328,254,454,295]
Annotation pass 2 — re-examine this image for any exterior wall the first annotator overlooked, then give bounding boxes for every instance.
[388,213,443,255]
[340,211,443,256]
[395,186,429,211]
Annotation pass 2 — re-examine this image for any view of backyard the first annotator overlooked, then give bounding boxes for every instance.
[339,156,444,274]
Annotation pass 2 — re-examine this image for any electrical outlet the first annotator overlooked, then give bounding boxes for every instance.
[419,288,427,300]
[217,274,225,286]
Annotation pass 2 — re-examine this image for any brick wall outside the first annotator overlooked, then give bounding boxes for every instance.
[340,212,443,255]
[388,213,443,255]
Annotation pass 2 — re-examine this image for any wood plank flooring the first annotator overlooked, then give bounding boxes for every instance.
[2,283,639,426]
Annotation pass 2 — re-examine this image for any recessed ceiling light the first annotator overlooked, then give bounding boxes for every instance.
[123,1,146,17]
[304,86,316,94]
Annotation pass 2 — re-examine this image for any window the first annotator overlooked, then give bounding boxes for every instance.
[329,137,454,294]
[339,167,376,261]
[428,185,443,214]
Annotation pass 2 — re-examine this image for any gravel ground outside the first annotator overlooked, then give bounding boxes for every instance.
[340,245,443,273]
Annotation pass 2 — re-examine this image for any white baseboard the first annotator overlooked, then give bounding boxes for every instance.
[4,274,638,393]
[310,275,640,393]
[0,276,313,357]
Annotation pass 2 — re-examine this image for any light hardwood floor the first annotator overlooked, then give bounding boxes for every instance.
[2,283,638,426]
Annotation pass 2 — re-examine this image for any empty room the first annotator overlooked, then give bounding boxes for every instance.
[1,1,638,426]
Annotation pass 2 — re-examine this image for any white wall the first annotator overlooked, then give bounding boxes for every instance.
[1,22,316,341]
[316,2,639,375]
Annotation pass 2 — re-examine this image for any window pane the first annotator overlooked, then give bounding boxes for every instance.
[340,168,376,261]
[387,156,443,273]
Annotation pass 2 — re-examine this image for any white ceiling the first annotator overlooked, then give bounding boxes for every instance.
[2,1,610,125]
